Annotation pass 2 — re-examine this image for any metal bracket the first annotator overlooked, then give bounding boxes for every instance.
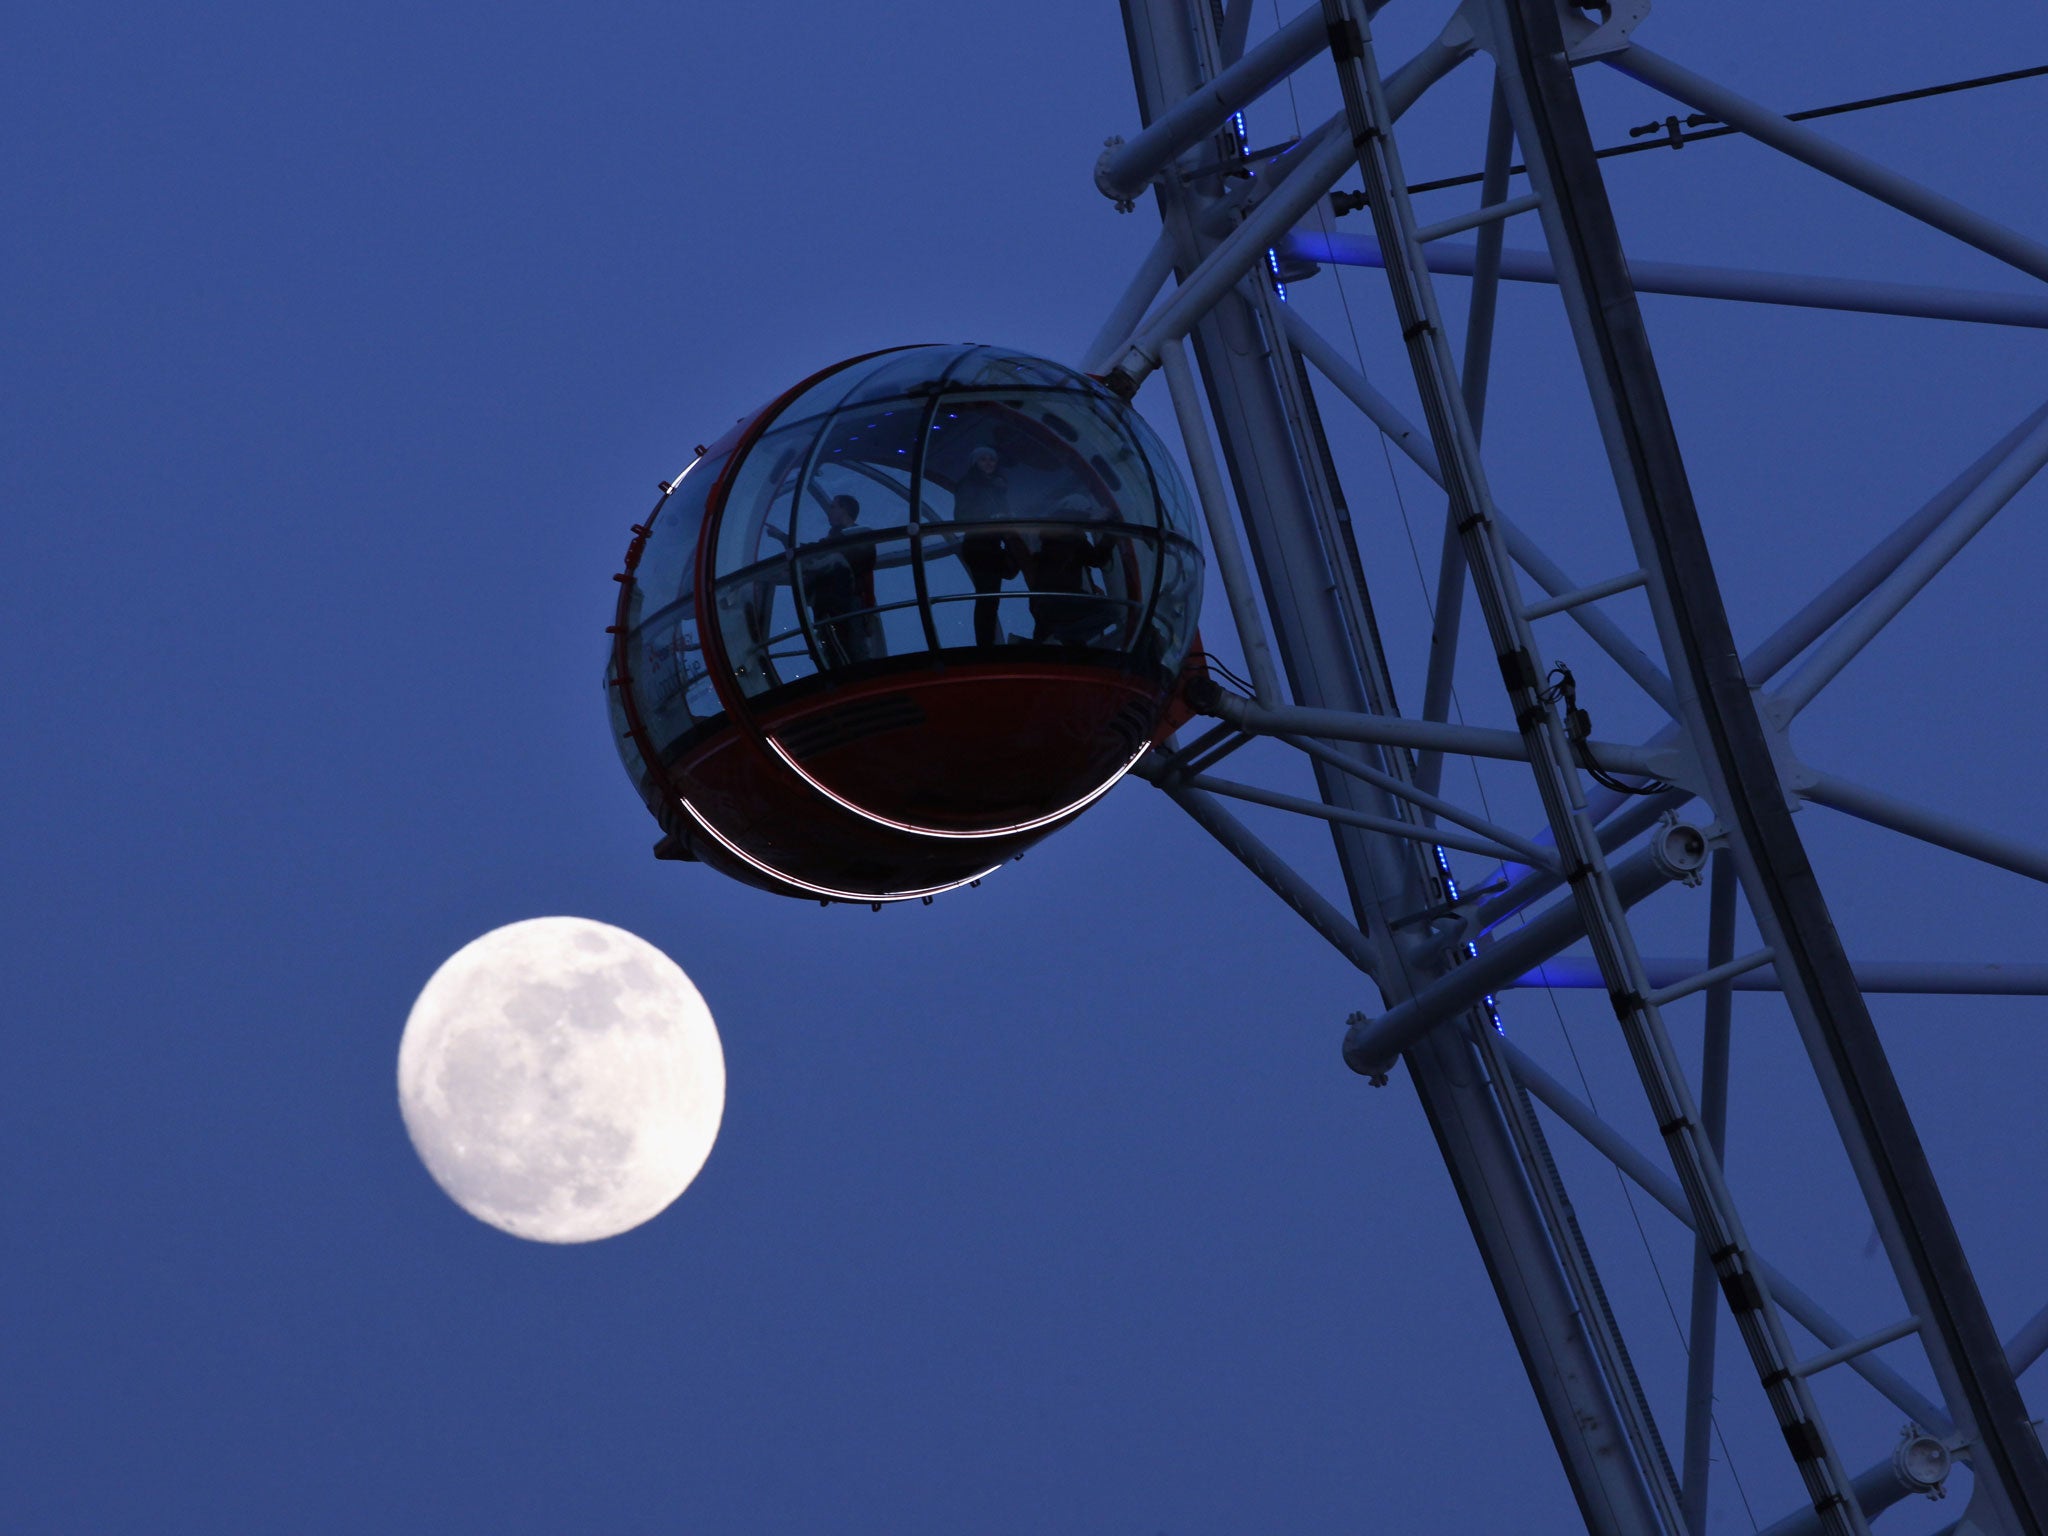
[1390,887,1516,965]
[1095,135,1136,211]
[1648,813,1710,886]
[1758,690,1819,809]
[1560,0,1649,62]
[1892,1427,1953,1500]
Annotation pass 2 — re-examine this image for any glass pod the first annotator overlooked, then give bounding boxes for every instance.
[606,344,1206,902]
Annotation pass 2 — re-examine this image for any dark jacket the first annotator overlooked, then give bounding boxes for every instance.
[805,528,876,615]
[1029,526,1113,595]
[952,467,1009,524]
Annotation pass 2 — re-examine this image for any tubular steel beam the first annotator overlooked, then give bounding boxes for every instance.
[1801,770,2048,887]
[1108,26,1474,392]
[1160,340,1285,700]
[1281,308,1680,711]
[1114,127,1360,385]
[1150,100,1343,260]
[1489,513,1676,713]
[1280,305,1435,466]
[1209,690,1528,761]
[1153,29,1479,274]
[1120,4,1671,1527]
[1795,1316,1922,1379]
[2009,1303,2048,1378]
[1281,731,1563,868]
[1467,788,1687,937]
[1346,841,1677,1080]
[1218,0,1255,63]
[1201,689,1675,777]
[1646,946,1775,1008]
[1744,400,2048,684]
[1484,0,2048,1525]
[1193,112,1344,239]
[1511,957,2048,996]
[1418,77,1518,798]
[1324,5,1850,1513]
[1097,3,1334,204]
[1608,46,2048,286]
[1756,1450,1955,1536]
[1681,853,1738,1536]
[1500,1038,1955,1437]
[1770,414,2048,718]
[1513,413,2048,887]
[1150,770,1382,976]
[1184,769,1554,869]
[1282,232,2048,329]
[1082,229,1180,376]
[1523,568,1647,621]
[1415,191,1544,245]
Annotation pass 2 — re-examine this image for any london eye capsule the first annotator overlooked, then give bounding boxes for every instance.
[605,344,1207,902]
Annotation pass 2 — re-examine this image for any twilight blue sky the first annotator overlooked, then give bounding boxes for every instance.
[6,2,2047,1531]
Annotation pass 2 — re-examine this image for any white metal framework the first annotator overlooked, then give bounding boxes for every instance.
[1089,3,2048,1532]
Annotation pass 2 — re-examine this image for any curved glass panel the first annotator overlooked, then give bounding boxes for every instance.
[832,349,957,408]
[1121,402,1201,545]
[612,449,732,792]
[1145,533,1203,672]
[698,344,1204,690]
[762,354,876,440]
[714,398,930,694]
[710,421,809,696]
[943,348,1084,392]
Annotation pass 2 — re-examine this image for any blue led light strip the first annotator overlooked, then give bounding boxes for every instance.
[1433,843,1505,1034]
[1229,109,1289,303]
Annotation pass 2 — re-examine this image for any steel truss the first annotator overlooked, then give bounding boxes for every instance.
[1094,2,2048,1532]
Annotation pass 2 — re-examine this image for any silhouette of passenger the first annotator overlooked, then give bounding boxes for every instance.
[804,493,882,667]
[1026,493,1119,645]
[952,445,1017,648]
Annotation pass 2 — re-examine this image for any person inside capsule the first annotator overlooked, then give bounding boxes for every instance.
[1024,491,1121,646]
[799,492,883,667]
[950,444,1020,648]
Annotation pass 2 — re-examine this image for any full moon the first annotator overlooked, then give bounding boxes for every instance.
[397,917,725,1243]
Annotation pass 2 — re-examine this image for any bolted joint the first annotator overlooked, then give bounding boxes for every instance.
[1103,344,1157,399]
[1093,135,1137,209]
[1181,673,1225,716]
[1890,1428,1952,1498]
[1650,815,1710,886]
[1343,1011,1391,1085]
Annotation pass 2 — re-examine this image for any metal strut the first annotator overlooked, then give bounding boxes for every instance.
[1482,3,2048,1534]
[1111,3,1672,1530]
[1319,3,1865,1531]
